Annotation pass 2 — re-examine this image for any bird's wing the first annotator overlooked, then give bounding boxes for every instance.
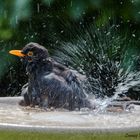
[51,59,86,82]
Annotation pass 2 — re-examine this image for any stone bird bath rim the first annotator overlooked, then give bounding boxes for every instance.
[0,96,140,132]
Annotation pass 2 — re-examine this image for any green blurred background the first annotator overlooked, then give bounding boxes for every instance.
[0,0,140,97]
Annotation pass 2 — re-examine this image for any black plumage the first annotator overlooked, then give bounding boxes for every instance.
[10,42,91,110]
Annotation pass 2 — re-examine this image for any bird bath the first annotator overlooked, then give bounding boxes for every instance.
[0,96,140,132]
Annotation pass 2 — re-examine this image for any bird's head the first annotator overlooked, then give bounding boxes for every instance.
[9,42,50,74]
[9,42,49,61]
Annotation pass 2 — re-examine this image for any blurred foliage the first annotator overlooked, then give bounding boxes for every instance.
[0,0,139,96]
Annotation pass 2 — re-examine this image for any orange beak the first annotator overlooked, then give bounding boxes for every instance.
[9,50,25,57]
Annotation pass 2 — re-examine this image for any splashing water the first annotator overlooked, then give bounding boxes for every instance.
[93,69,140,113]
[53,24,140,113]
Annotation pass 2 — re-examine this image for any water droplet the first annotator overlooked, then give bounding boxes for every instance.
[132,34,136,37]
[24,36,27,40]
[120,1,123,4]
[82,11,86,15]
[43,24,46,28]
[31,35,34,38]
[56,40,59,44]
[116,25,120,28]
[106,32,110,36]
[15,16,18,24]
[70,1,73,7]
[37,3,40,13]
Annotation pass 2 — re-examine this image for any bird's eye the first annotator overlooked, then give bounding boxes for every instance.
[27,51,33,56]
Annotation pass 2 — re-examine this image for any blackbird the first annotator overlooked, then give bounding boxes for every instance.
[9,42,91,110]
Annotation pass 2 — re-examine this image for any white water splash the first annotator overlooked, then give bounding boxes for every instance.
[92,71,140,113]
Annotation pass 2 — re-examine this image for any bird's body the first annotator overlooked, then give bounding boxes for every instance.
[24,58,88,110]
[10,43,91,110]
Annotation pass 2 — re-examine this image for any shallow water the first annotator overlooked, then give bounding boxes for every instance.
[0,97,140,132]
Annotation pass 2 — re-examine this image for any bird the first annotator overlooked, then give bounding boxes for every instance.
[9,42,91,110]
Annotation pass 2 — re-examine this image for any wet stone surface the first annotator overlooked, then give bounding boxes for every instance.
[0,97,140,132]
